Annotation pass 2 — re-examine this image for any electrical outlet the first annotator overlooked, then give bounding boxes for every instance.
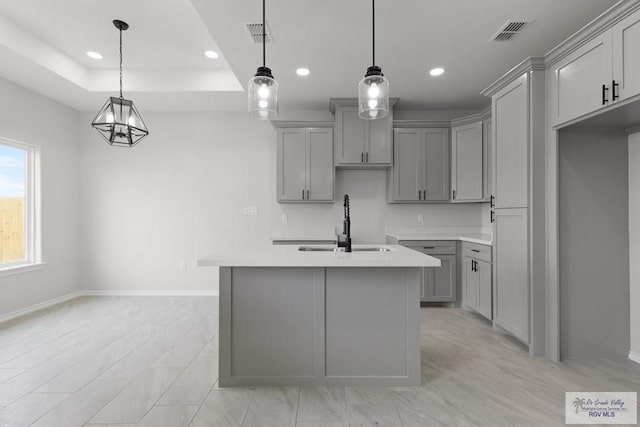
[417,213,424,223]
[179,261,187,270]
[281,213,288,222]
[242,206,259,216]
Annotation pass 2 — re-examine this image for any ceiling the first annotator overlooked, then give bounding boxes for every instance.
[0,0,620,112]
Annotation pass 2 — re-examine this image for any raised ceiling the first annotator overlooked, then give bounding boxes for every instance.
[0,0,620,112]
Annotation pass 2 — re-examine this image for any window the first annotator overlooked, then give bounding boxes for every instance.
[0,137,40,271]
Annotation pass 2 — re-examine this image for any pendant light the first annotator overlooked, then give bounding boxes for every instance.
[248,0,278,120]
[358,0,389,120]
[91,20,149,147]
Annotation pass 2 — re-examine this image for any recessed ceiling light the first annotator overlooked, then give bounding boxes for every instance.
[204,50,219,59]
[296,67,310,77]
[86,51,103,60]
[430,67,445,76]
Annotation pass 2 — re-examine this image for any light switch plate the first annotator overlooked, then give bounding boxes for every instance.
[417,213,424,223]
[281,213,288,222]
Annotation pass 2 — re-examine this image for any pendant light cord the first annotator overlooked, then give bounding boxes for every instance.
[119,27,123,99]
[262,0,266,68]
[372,0,375,67]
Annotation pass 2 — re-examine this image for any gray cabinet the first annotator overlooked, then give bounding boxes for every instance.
[451,121,483,202]
[277,128,334,203]
[550,31,613,126]
[334,105,392,167]
[482,117,493,201]
[613,8,640,102]
[493,208,528,343]
[396,241,456,303]
[462,242,492,321]
[388,128,450,203]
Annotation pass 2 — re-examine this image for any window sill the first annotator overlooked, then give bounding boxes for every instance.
[0,262,47,278]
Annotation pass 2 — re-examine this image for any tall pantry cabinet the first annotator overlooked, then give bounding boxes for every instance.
[482,59,546,354]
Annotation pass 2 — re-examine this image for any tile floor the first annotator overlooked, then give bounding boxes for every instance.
[0,296,638,426]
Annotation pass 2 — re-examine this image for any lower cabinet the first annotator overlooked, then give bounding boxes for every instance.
[423,254,456,302]
[462,242,493,321]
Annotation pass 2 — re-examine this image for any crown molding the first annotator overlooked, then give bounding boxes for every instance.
[480,57,545,98]
[545,0,640,68]
[329,97,400,115]
[270,120,335,129]
[450,106,492,127]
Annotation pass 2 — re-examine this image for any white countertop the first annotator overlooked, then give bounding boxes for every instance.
[386,227,493,246]
[198,244,441,268]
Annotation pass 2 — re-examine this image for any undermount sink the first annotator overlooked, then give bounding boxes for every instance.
[298,246,392,253]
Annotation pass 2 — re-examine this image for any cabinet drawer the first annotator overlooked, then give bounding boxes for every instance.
[463,242,492,262]
[406,241,456,255]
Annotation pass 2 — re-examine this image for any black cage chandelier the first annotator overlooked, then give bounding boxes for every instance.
[91,20,149,147]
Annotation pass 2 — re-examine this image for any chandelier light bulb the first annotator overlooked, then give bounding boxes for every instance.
[259,100,269,109]
[368,99,378,109]
[258,84,270,99]
[368,83,380,98]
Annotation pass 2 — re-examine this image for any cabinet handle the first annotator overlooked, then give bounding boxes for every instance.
[423,246,435,249]
[602,84,609,105]
[452,189,456,200]
[490,210,495,223]
[307,189,310,199]
[366,152,369,163]
[361,152,364,163]
[612,80,619,101]
[422,190,426,200]
[471,249,480,253]
[302,189,305,200]
[490,195,494,208]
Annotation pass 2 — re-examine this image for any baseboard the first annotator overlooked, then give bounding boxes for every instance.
[629,351,640,364]
[0,290,219,323]
[80,290,219,297]
[0,291,84,324]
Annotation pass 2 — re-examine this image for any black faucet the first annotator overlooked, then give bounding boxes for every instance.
[337,194,352,252]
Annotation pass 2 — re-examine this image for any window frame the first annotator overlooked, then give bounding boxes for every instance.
[0,137,42,275]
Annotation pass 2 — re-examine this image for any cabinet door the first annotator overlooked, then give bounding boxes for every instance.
[306,128,334,201]
[423,128,450,201]
[463,257,478,311]
[477,260,492,320]
[425,254,456,302]
[494,208,529,343]
[335,106,366,165]
[392,129,422,201]
[482,118,493,201]
[550,30,613,126]
[277,129,307,202]
[451,122,483,202]
[366,113,392,165]
[613,9,640,101]
[493,74,529,209]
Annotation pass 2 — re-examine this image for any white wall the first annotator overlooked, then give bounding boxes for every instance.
[0,78,81,316]
[79,111,485,293]
[629,132,640,361]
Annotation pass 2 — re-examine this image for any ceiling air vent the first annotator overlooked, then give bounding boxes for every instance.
[246,22,273,44]
[490,20,531,42]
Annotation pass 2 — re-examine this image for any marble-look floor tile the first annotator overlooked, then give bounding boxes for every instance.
[190,389,253,427]
[296,422,349,427]
[157,357,217,405]
[347,403,403,427]
[89,367,182,424]
[136,404,199,427]
[345,386,395,405]
[0,368,25,385]
[31,379,129,427]
[242,387,299,427]
[152,330,212,368]
[0,358,77,406]
[0,393,70,427]
[297,387,347,422]
[195,336,218,359]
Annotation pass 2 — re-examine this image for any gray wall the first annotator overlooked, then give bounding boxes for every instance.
[628,132,640,360]
[559,128,629,359]
[0,77,81,316]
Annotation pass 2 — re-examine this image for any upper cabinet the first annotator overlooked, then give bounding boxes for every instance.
[550,7,640,126]
[277,128,334,203]
[334,105,393,167]
[388,128,450,203]
[482,117,493,201]
[613,10,640,102]
[451,121,483,202]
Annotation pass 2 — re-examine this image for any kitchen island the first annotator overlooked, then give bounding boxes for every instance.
[198,244,440,386]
